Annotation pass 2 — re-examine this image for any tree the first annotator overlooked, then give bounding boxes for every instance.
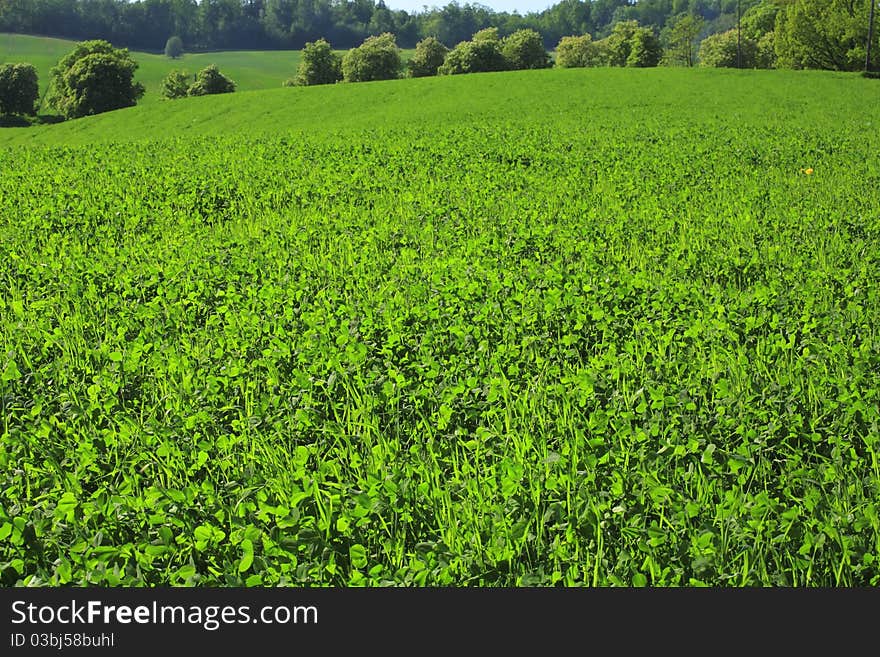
[342,33,402,82]
[0,63,39,116]
[755,31,777,68]
[698,28,757,67]
[472,27,501,43]
[555,34,599,67]
[740,1,779,41]
[48,40,145,119]
[188,64,236,95]
[292,38,342,85]
[738,2,779,68]
[165,35,184,58]
[438,29,508,75]
[161,69,191,99]
[627,25,663,66]
[774,0,879,71]
[502,28,552,69]
[536,0,594,47]
[595,20,661,67]
[408,36,449,77]
[661,13,704,66]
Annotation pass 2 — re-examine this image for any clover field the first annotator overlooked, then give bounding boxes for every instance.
[1,67,879,586]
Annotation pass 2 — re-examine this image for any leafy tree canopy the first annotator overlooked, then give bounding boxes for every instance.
[48,40,145,119]
[774,0,879,71]
[188,65,236,96]
[0,62,39,116]
[161,69,191,99]
[342,33,402,82]
[698,28,757,68]
[408,36,449,77]
[438,27,508,75]
[554,34,599,68]
[502,28,552,69]
[293,39,343,86]
[165,35,184,59]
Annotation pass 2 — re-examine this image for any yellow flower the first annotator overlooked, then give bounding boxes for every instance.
[804,167,814,175]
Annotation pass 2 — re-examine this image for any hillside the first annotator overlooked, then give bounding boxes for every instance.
[2,64,879,587]
[0,33,420,117]
[0,33,315,111]
[0,65,872,149]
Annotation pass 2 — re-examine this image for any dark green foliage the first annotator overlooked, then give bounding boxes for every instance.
[6,0,879,76]
[501,29,551,70]
[661,13,703,67]
[1,0,875,76]
[554,34,599,68]
[292,38,342,86]
[188,65,236,96]
[164,35,184,59]
[438,30,508,75]
[627,27,663,67]
[342,33,402,83]
[740,1,780,41]
[161,69,191,100]
[597,20,661,68]
[774,0,879,71]
[756,33,778,69]
[0,0,629,54]
[408,37,449,77]
[48,40,145,119]
[0,63,39,116]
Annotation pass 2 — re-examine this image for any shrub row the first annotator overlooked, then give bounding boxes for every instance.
[289,24,666,88]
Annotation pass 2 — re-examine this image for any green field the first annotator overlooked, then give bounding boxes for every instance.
[1,65,879,586]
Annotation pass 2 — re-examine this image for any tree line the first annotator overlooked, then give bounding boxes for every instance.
[3,1,875,70]
[1,0,877,121]
[0,0,778,52]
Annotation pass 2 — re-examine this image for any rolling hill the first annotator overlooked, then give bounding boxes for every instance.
[0,33,355,111]
[0,63,871,148]
[1,53,879,588]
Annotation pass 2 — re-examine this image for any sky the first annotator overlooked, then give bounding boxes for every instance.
[382,0,557,15]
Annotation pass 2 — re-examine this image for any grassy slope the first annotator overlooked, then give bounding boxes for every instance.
[1,33,412,114]
[0,33,304,108]
[0,34,72,96]
[0,65,872,148]
[1,63,880,586]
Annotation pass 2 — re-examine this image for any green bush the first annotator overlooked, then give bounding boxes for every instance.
[0,62,39,116]
[502,29,551,70]
[472,27,500,43]
[554,35,599,68]
[164,36,184,59]
[161,69,191,100]
[188,65,236,96]
[627,29,663,67]
[596,21,661,68]
[698,30,757,68]
[756,32,777,69]
[292,38,342,86]
[342,33,402,83]
[48,40,145,119]
[774,0,878,71]
[408,37,449,78]
[438,29,508,75]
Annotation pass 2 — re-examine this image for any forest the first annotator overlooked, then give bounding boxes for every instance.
[0,0,766,51]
